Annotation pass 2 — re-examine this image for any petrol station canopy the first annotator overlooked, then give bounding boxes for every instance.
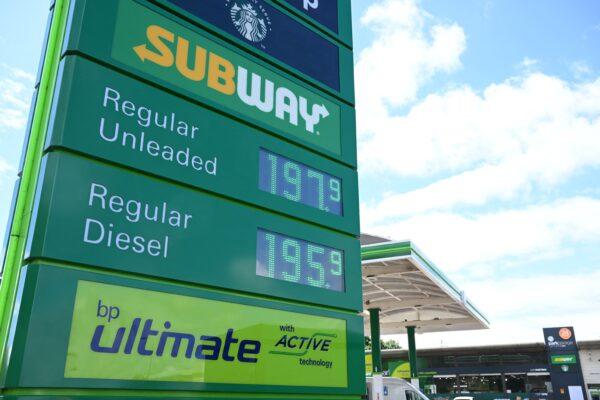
[361,235,490,335]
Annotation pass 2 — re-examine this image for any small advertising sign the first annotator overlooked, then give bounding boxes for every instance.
[544,327,578,351]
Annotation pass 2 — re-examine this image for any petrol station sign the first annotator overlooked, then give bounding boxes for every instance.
[543,327,588,400]
[0,0,363,398]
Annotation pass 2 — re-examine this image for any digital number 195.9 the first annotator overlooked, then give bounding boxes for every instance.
[256,229,345,292]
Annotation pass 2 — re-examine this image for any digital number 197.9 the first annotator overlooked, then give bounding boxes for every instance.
[259,149,343,216]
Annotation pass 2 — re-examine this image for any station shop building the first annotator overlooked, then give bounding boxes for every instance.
[370,340,600,400]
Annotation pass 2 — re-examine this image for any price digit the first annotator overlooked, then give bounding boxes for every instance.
[330,250,343,276]
[329,178,341,203]
[264,232,277,278]
[307,244,325,287]
[307,170,326,211]
[282,239,301,283]
[284,161,301,202]
[267,153,278,194]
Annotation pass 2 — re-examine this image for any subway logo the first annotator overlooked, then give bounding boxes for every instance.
[110,0,342,155]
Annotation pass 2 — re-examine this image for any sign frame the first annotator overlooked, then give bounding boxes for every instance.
[25,152,363,311]
[3,264,366,395]
[0,0,364,395]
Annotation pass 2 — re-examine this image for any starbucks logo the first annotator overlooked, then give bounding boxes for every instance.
[229,1,272,43]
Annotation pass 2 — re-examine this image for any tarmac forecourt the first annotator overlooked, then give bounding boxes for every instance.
[0,0,363,398]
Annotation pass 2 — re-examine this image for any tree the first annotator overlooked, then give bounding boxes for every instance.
[381,339,401,350]
[365,336,401,350]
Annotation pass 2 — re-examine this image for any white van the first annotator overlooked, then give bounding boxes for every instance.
[366,376,431,400]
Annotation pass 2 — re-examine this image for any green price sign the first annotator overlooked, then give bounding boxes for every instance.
[48,56,359,235]
[3,264,365,394]
[63,0,357,165]
[0,0,363,396]
[26,152,361,311]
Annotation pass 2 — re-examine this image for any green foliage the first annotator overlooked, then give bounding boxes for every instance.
[365,336,401,350]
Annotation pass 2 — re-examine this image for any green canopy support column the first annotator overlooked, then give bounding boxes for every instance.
[407,326,418,380]
[369,308,383,373]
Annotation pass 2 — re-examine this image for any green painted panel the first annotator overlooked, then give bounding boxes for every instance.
[64,0,357,166]
[25,151,361,311]
[47,56,359,235]
[3,264,365,394]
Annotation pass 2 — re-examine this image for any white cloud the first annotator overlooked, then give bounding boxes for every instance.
[366,197,600,272]
[355,0,600,349]
[0,64,35,83]
[0,65,35,132]
[571,60,593,79]
[0,158,13,174]
[518,57,539,72]
[0,158,16,185]
[361,73,600,177]
[483,1,493,19]
[355,0,466,139]
[356,2,600,220]
[360,73,600,220]
[0,158,16,260]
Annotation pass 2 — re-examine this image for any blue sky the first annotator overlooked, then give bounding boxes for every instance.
[1,1,599,348]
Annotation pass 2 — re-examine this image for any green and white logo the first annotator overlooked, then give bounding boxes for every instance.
[551,354,577,365]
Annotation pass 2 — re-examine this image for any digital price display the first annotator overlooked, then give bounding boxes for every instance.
[256,229,345,292]
[259,149,343,215]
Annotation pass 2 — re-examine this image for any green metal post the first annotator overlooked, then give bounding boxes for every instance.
[0,0,71,368]
[407,326,418,379]
[369,308,383,373]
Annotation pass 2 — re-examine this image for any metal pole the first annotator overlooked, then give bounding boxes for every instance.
[407,326,418,379]
[369,308,383,373]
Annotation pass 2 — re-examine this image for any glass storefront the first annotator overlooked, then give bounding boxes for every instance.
[505,374,525,393]
[433,376,457,394]
[431,374,541,394]
[379,345,557,396]
[526,374,552,393]
[376,341,600,399]
[423,351,552,394]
